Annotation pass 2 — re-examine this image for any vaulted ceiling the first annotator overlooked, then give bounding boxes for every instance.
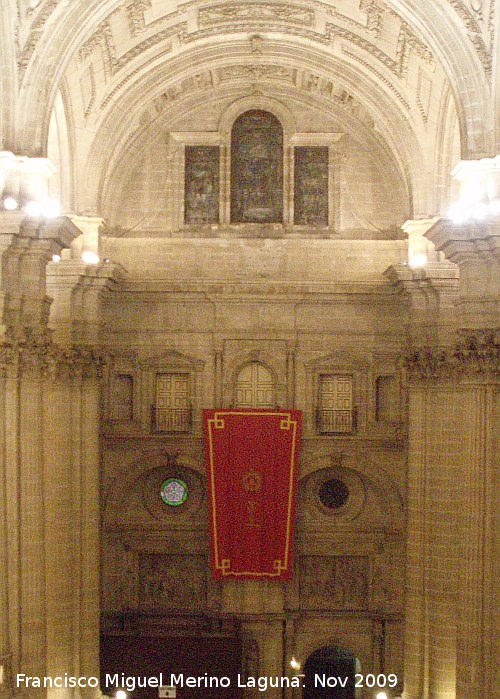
[1,0,498,217]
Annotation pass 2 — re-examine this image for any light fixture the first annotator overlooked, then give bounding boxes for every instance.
[24,201,42,217]
[43,199,60,218]
[116,691,127,699]
[81,250,100,264]
[52,254,61,262]
[409,253,427,268]
[3,197,18,211]
[376,692,388,699]
[290,657,301,671]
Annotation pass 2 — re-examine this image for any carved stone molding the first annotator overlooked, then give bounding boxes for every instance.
[405,330,500,380]
[0,328,105,380]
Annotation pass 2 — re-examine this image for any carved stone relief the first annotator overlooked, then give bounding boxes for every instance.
[370,550,405,613]
[300,556,370,610]
[139,554,207,609]
[198,3,315,27]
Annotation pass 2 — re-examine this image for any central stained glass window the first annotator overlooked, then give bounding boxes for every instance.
[230,110,283,223]
[160,478,189,506]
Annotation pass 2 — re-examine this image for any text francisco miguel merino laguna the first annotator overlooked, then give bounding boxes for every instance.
[16,673,353,691]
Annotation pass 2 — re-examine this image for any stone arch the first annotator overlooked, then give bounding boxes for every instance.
[83,46,419,218]
[303,646,360,698]
[13,0,492,164]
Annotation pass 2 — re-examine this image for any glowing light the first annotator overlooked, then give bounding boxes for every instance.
[25,201,42,217]
[470,202,488,220]
[3,197,18,211]
[376,693,388,699]
[409,253,428,268]
[81,250,100,264]
[290,657,301,671]
[116,691,127,699]
[43,199,60,218]
[448,204,468,223]
[52,254,61,262]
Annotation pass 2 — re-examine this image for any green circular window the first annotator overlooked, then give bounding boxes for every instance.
[319,478,349,509]
[160,478,188,506]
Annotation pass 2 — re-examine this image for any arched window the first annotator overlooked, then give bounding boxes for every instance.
[230,110,283,223]
[235,362,275,408]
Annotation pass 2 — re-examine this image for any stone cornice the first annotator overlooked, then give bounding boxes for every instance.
[426,216,500,264]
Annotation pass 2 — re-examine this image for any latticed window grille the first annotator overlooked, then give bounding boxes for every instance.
[155,373,192,432]
[317,374,356,434]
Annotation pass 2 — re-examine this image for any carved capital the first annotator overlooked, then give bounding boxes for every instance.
[0,328,106,381]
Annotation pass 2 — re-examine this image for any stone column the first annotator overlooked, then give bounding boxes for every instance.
[0,209,83,699]
[425,205,499,699]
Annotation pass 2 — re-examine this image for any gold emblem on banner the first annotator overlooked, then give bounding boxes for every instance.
[242,468,262,493]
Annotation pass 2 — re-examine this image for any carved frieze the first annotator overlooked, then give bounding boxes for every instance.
[139,554,207,609]
[0,329,105,380]
[300,555,369,610]
[405,331,500,380]
[198,3,315,27]
[218,65,297,84]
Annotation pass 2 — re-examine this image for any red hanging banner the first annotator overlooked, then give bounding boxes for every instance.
[204,409,302,580]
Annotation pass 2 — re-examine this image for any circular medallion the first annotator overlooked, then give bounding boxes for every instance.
[160,478,188,506]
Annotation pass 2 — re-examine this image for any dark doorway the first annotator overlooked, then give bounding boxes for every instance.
[303,646,357,699]
[100,634,241,699]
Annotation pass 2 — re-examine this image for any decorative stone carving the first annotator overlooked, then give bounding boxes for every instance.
[359,0,384,36]
[198,3,315,27]
[78,18,117,78]
[370,550,405,613]
[250,34,264,55]
[16,0,59,76]
[126,0,152,36]
[405,331,500,380]
[218,65,297,84]
[0,328,105,380]
[139,554,207,609]
[300,556,369,609]
[447,0,492,74]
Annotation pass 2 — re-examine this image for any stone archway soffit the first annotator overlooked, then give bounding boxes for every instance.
[13,0,492,156]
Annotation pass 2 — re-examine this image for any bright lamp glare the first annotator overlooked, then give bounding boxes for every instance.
[448,204,468,223]
[116,691,127,699]
[81,250,100,264]
[290,657,301,671]
[489,199,500,215]
[409,253,427,268]
[43,199,60,218]
[376,693,388,699]
[25,201,42,217]
[52,254,61,263]
[470,202,488,220]
[3,197,18,211]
